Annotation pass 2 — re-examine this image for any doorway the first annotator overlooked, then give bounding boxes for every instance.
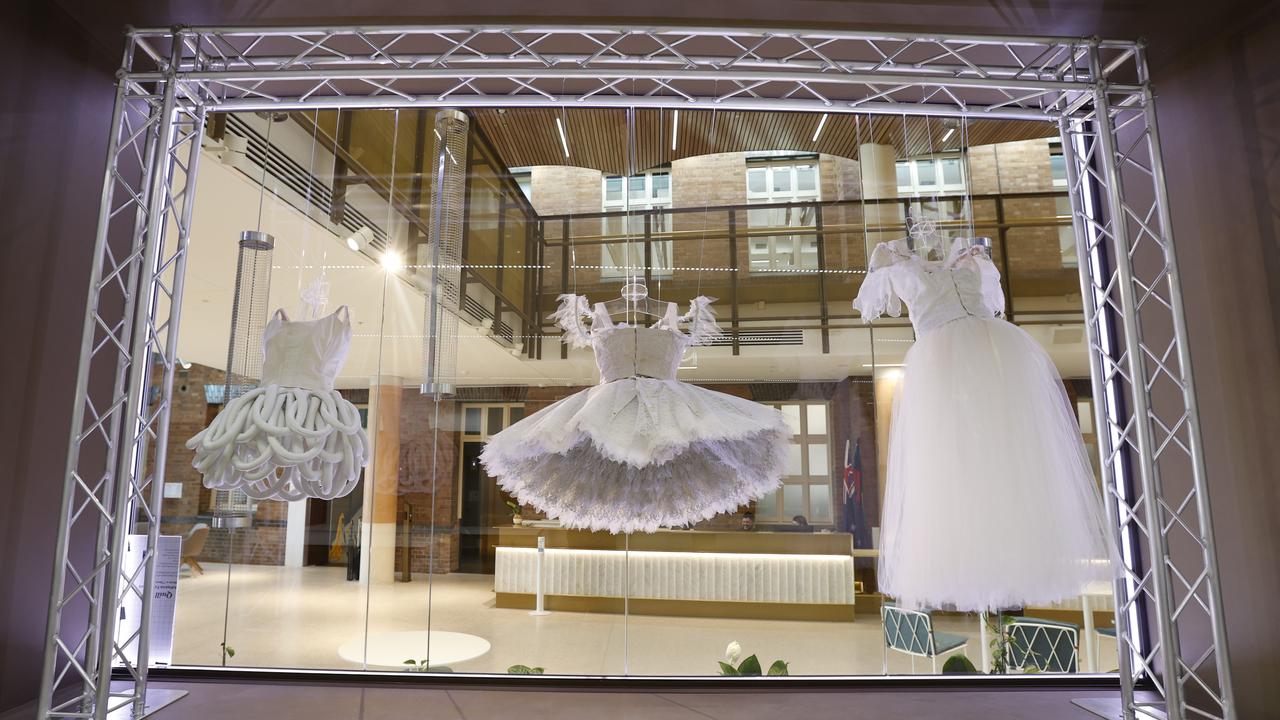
[456,404,525,573]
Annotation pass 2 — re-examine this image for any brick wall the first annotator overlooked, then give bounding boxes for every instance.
[156,362,290,566]
[397,389,461,573]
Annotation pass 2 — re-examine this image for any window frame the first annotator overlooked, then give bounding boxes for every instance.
[754,400,834,526]
[895,154,967,196]
[600,168,673,279]
[744,156,822,273]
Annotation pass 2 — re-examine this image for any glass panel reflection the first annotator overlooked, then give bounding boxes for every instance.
[164,105,1109,682]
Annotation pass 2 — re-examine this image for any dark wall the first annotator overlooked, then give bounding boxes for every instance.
[0,1,119,711]
[2,0,1276,715]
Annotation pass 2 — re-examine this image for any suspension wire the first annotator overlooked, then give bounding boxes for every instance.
[362,109,400,671]
[899,112,918,256]
[218,110,279,670]
[696,86,719,302]
[254,116,274,232]
[856,114,881,386]
[298,109,326,318]
[961,115,975,240]
[922,112,941,256]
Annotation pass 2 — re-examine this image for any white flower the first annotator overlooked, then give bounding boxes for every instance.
[724,641,742,663]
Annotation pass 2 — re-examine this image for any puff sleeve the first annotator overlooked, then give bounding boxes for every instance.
[852,241,905,322]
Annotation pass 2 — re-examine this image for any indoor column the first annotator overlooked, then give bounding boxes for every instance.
[859,142,900,244]
[361,375,402,583]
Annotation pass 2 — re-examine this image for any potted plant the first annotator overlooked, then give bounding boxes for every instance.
[717,641,789,676]
[505,500,523,526]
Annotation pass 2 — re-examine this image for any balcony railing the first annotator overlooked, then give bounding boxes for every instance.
[531,191,1077,359]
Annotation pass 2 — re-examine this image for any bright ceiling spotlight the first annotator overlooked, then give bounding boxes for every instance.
[671,109,679,151]
[345,226,374,252]
[381,249,403,272]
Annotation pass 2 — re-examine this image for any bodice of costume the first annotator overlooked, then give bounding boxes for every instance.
[853,237,1006,335]
[551,294,720,384]
[259,306,352,392]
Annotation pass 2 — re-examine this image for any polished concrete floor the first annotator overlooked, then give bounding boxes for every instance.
[171,563,1117,677]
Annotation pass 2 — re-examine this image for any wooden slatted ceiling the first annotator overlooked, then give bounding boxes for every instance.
[471,108,1057,175]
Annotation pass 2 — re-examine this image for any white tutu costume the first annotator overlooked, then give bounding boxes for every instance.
[186,306,370,501]
[855,238,1112,611]
[481,295,790,534]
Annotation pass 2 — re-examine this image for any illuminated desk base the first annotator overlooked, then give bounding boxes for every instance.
[494,545,856,622]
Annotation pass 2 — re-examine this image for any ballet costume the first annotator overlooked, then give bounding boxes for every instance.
[854,238,1112,611]
[480,295,791,534]
[187,306,369,501]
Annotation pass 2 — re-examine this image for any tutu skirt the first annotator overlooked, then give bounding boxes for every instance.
[481,378,790,534]
[879,317,1113,611]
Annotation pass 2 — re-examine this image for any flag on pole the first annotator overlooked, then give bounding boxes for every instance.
[842,438,871,548]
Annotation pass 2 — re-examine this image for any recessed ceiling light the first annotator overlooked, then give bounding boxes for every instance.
[812,113,828,143]
[555,117,570,159]
[671,109,679,151]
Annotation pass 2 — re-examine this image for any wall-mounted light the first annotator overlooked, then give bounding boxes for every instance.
[555,117,570,159]
[345,226,375,252]
[671,109,680,151]
[812,113,828,143]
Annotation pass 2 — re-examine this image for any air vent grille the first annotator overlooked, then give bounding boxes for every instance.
[709,329,805,347]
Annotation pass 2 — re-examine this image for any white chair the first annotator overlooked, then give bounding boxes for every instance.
[881,601,970,674]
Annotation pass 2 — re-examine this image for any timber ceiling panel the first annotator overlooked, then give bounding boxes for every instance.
[471,109,1057,175]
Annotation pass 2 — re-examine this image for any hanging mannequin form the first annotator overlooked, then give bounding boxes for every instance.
[856,237,1113,611]
[188,306,370,500]
[481,294,790,533]
[187,111,369,501]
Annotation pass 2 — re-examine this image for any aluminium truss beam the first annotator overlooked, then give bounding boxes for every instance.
[38,22,1232,720]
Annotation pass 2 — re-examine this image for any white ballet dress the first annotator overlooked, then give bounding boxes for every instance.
[186,306,370,501]
[854,238,1112,611]
[480,295,790,534]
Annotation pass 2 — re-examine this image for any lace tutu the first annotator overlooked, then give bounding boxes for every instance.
[481,295,789,534]
[856,239,1112,611]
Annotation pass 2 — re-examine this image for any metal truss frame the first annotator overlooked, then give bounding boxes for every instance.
[38,24,1232,720]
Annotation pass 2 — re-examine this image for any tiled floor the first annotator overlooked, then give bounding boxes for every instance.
[140,680,1127,720]
[171,563,1118,676]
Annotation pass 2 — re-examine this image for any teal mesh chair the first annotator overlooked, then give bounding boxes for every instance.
[881,601,969,674]
[1004,616,1080,673]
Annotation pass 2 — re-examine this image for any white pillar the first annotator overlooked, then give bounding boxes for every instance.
[283,499,307,568]
[361,375,402,584]
[859,143,901,245]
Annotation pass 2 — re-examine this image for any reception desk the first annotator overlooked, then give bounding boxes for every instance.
[494,527,856,621]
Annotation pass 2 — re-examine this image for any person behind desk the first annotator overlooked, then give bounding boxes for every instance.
[740,511,756,531]
[791,515,814,532]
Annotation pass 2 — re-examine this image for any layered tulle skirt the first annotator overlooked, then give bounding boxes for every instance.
[880,317,1114,611]
[481,378,790,534]
[186,384,370,501]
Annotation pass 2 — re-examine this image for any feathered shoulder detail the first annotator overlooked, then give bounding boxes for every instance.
[681,296,723,346]
[550,294,593,348]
